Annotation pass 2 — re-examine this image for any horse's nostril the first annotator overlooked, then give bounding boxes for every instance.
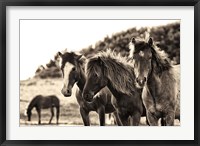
[67,89,70,94]
[141,80,145,85]
[84,93,92,101]
[61,89,71,97]
[136,77,146,87]
[144,77,146,82]
[85,94,89,99]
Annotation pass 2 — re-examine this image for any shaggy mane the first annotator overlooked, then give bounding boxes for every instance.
[151,44,172,74]
[86,50,137,96]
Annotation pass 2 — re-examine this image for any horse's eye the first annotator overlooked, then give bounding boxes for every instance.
[72,67,76,71]
[133,56,137,59]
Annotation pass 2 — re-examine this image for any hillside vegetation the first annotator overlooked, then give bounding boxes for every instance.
[34,22,180,79]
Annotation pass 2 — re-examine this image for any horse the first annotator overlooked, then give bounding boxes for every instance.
[25,95,60,124]
[58,51,121,126]
[129,37,180,126]
[82,50,147,126]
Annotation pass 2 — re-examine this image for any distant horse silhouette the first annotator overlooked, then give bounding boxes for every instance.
[58,51,121,126]
[129,37,180,126]
[83,50,146,126]
[25,95,60,124]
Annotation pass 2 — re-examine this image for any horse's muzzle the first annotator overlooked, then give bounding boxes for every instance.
[82,92,93,102]
[136,77,146,88]
[61,89,72,97]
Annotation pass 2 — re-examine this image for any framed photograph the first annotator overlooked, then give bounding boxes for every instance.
[0,0,199,146]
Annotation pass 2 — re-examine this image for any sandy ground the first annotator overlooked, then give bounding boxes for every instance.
[20,78,180,126]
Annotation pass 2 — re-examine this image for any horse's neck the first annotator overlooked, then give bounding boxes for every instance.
[104,61,136,97]
[107,80,124,100]
[152,54,171,75]
[27,100,36,111]
[147,72,161,97]
[76,69,86,91]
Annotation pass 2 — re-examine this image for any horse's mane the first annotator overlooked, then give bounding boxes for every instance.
[86,49,137,96]
[151,44,172,74]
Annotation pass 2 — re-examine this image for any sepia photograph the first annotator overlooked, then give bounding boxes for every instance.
[20,19,180,126]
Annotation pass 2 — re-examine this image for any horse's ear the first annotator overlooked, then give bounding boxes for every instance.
[58,52,63,57]
[57,52,63,68]
[79,55,86,63]
[148,38,153,46]
[98,56,103,66]
[130,37,136,44]
[129,37,135,56]
[76,55,82,60]
[98,56,101,62]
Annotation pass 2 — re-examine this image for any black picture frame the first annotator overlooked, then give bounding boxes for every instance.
[0,0,199,146]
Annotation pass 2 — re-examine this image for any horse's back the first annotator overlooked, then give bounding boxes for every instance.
[30,95,43,105]
[33,95,43,100]
[36,95,60,108]
[50,95,60,107]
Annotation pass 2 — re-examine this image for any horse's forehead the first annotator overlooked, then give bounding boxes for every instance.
[61,56,76,69]
[139,51,144,57]
[61,62,74,83]
[135,41,145,48]
[133,42,151,56]
[87,62,102,77]
[130,41,149,54]
[62,62,75,78]
[63,62,75,70]
[139,49,151,57]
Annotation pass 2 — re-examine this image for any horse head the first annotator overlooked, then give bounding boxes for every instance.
[27,109,32,121]
[58,51,83,97]
[129,37,153,88]
[83,56,108,102]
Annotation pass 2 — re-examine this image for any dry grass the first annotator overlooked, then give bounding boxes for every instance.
[20,78,114,126]
[20,78,180,126]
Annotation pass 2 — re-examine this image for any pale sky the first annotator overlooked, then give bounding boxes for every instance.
[20,19,179,80]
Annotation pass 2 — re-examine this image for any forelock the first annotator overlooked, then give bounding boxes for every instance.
[86,58,101,77]
[60,52,79,71]
[129,38,148,55]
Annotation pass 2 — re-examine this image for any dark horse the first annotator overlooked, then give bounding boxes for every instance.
[129,37,180,126]
[58,51,121,126]
[25,95,60,124]
[83,50,146,126]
